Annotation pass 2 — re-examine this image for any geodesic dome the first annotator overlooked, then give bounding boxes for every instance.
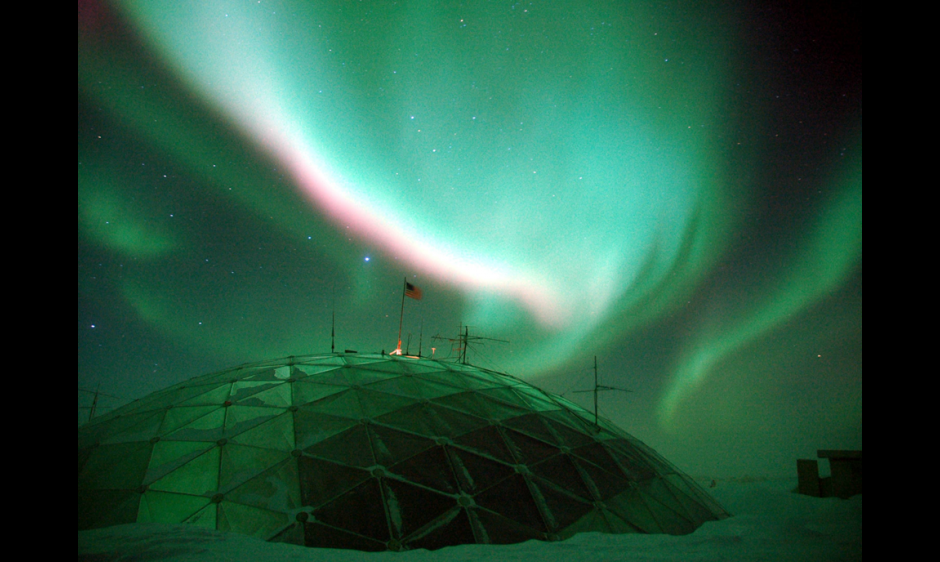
[78,353,728,551]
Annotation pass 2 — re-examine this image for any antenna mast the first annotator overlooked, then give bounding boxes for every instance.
[433,324,509,365]
[331,283,336,354]
[78,385,119,422]
[460,325,468,364]
[572,356,632,428]
[90,383,100,421]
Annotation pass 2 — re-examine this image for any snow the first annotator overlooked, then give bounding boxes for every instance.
[78,478,861,562]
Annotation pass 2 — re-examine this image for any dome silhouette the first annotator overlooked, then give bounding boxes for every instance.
[78,353,728,551]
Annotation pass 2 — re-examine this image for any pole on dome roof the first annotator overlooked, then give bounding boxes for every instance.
[78,385,119,421]
[418,321,424,357]
[461,325,468,364]
[90,383,100,422]
[393,277,423,355]
[395,278,406,354]
[572,356,632,428]
[331,283,336,354]
[594,356,598,426]
[433,324,508,365]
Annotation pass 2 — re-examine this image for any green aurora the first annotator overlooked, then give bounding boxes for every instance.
[79,0,861,477]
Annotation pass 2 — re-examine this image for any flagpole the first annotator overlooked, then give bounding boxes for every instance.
[396,277,406,353]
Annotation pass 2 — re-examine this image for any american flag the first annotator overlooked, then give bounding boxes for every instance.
[405,282,422,300]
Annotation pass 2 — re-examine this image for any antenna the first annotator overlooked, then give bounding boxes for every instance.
[460,325,468,364]
[90,383,100,421]
[572,356,632,428]
[78,385,120,422]
[331,283,336,354]
[433,324,509,365]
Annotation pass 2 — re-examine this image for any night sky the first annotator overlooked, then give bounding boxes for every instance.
[78,0,861,478]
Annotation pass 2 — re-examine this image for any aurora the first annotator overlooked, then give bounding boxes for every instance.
[79,0,861,477]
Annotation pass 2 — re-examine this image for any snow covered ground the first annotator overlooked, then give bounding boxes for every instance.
[78,478,861,562]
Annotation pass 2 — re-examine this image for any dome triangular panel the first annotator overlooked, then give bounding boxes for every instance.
[78,353,728,551]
